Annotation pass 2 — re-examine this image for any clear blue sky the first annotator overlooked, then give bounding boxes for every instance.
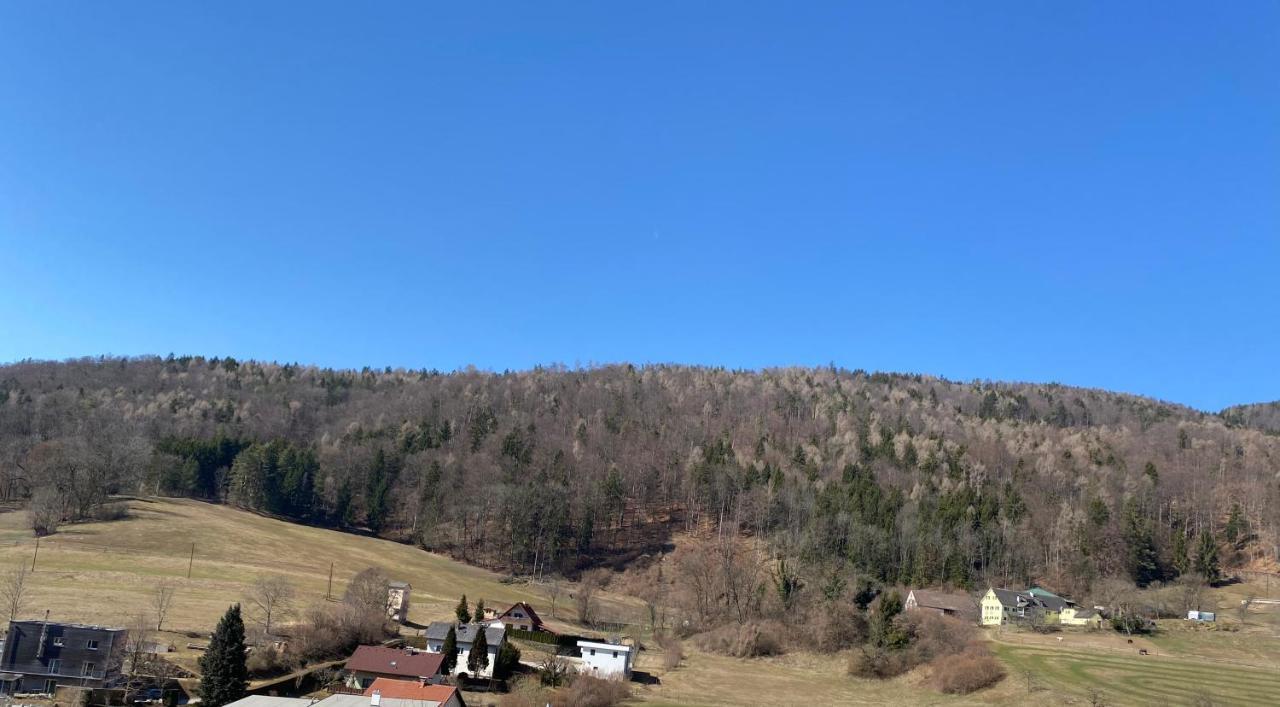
[1,2,1277,411]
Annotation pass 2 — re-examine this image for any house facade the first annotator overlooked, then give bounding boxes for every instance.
[423,623,505,679]
[494,602,546,633]
[387,582,411,624]
[576,640,633,679]
[343,646,442,690]
[0,619,127,695]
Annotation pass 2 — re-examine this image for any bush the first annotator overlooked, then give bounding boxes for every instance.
[929,647,1006,694]
[692,621,785,658]
[655,632,683,670]
[553,675,631,707]
[848,613,978,680]
[848,646,913,679]
[246,646,286,677]
[495,642,522,679]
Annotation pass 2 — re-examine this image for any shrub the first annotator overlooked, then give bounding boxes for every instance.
[692,621,785,658]
[553,675,631,707]
[656,632,684,670]
[847,646,913,679]
[803,604,866,652]
[929,647,1006,694]
[499,676,552,707]
[495,642,522,679]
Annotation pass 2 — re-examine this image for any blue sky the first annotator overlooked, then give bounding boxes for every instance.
[1,2,1277,411]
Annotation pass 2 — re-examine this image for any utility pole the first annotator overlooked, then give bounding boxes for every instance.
[187,543,195,579]
[31,536,39,572]
[327,562,334,601]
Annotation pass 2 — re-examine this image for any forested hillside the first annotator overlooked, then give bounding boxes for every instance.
[1,356,1277,602]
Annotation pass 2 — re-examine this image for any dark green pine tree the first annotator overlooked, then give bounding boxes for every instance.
[474,598,486,622]
[199,604,248,707]
[440,626,459,674]
[1225,503,1247,546]
[1123,501,1161,587]
[1171,531,1190,577]
[467,625,489,676]
[1194,531,1221,585]
[456,594,471,623]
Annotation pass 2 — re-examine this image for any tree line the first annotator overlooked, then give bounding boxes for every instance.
[0,355,1277,601]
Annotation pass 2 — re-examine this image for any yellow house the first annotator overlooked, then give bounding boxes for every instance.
[981,588,1036,625]
[1060,606,1103,628]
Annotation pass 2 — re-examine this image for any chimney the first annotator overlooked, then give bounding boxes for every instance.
[36,610,50,659]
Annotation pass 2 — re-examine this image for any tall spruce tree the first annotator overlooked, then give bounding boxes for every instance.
[1123,501,1161,587]
[440,626,458,673]
[467,625,489,676]
[474,598,486,622]
[455,594,471,623]
[1194,531,1221,585]
[199,604,248,707]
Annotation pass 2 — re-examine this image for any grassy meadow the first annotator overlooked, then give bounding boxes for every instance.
[2,498,1278,706]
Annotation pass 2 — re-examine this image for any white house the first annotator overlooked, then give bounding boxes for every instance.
[576,639,633,680]
[423,622,506,679]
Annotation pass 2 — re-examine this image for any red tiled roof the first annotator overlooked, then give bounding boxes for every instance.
[497,601,544,628]
[345,646,442,678]
[362,678,458,703]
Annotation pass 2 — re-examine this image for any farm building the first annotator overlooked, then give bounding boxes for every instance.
[904,589,975,619]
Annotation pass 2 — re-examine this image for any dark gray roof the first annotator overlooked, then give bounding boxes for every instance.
[424,622,504,646]
[388,581,410,589]
[990,588,1031,609]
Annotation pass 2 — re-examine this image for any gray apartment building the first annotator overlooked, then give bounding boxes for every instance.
[0,619,127,695]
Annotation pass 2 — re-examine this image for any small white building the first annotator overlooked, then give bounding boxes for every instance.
[387,581,411,623]
[576,639,634,680]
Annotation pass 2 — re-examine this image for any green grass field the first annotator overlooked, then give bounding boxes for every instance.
[995,641,1280,706]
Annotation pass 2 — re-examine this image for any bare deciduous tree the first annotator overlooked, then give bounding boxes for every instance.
[248,575,296,636]
[343,567,390,619]
[1,562,30,620]
[153,580,177,631]
[543,576,564,618]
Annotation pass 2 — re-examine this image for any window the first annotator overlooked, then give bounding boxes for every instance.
[83,663,96,677]
[613,651,618,658]
[43,679,56,694]
[48,659,62,674]
[52,637,64,647]
[589,649,596,656]
[86,640,99,650]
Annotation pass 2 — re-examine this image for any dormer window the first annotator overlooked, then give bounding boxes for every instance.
[52,637,64,647]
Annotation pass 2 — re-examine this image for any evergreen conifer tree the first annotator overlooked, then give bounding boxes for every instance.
[440,626,458,674]
[456,594,471,623]
[1194,531,1221,584]
[199,604,248,707]
[474,598,486,622]
[467,625,489,676]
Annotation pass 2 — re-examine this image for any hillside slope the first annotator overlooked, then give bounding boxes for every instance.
[0,497,635,633]
[1,357,1277,602]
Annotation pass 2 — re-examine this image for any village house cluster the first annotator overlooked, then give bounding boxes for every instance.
[0,572,639,707]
